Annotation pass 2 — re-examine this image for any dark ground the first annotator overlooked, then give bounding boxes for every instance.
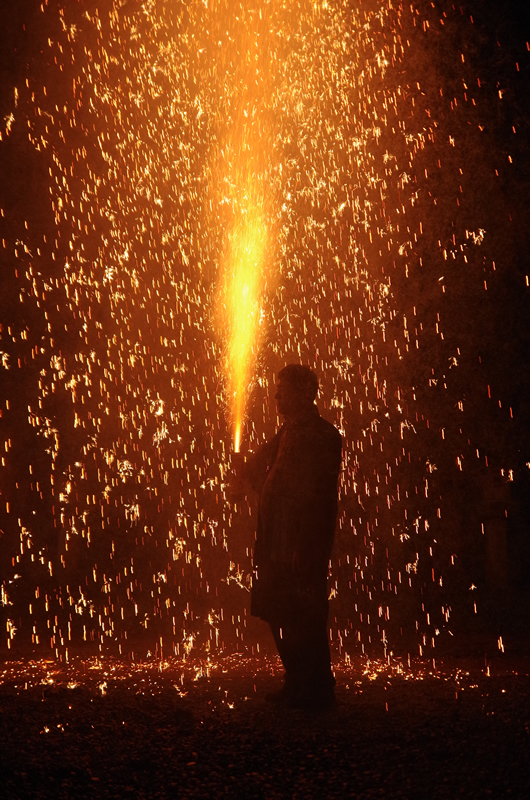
[1,647,530,799]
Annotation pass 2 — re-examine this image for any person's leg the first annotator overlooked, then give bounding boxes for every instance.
[290,588,335,706]
[309,606,335,691]
[267,570,335,706]
[268,621,299,699]
[270,622,290,670]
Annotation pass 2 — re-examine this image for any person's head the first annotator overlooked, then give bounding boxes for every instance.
[275,364,319,418]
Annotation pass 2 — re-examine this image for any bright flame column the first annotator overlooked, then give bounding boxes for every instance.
[220,210,268,452]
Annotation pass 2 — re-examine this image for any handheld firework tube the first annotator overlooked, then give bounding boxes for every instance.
[229,451,246,501]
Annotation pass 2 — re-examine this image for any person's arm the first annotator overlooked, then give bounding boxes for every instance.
[244,433,282,493]
[228,431,282,499]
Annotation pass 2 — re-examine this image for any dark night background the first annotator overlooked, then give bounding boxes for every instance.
[1,0,530,661]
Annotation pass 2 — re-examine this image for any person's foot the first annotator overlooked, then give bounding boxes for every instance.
[265,684,296,705]
[290,686,336,711]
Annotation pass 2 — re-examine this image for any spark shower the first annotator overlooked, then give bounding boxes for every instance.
[1,0,528,663]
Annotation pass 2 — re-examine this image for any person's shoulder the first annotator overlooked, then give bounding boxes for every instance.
[315,414,342,445]
[316,413,341,436]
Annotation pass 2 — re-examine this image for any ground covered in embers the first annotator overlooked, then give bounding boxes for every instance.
[1,653,529,798]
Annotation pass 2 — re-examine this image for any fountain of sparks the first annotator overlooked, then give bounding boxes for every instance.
[0,0,527,666]
[208,7,278,456]
[216,201,270,454]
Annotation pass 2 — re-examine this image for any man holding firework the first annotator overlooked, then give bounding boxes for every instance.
[235,364,342,709]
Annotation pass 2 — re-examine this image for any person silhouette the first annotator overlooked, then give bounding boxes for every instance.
[241,364,342,708]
